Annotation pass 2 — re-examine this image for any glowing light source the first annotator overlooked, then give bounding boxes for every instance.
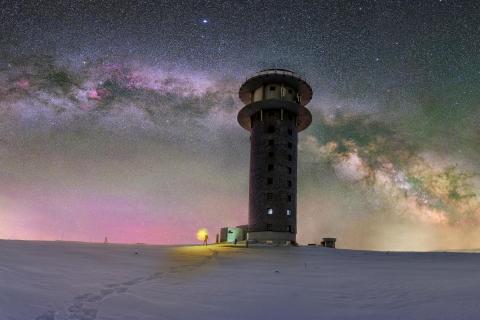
[196,228,208,241]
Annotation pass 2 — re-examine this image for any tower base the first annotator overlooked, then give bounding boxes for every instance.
[247,231,296,245]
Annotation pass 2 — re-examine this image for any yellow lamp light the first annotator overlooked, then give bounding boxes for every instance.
[196,228,208,241]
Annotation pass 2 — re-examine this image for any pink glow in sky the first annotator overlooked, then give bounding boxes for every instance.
[0,181,245,244]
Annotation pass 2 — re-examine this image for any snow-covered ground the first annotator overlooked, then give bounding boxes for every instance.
[1,240,480,320]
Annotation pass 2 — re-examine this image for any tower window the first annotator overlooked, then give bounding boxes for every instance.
[288,142,292,149]
[268,164,274,171]
[267,126,275,133]
[288,128,293,136]
[287,180,292,187]
[288,155,293,161]
[267,178,273,185]
[269,86,276,91]
[287,209,292,216]
[267,193,273,200]
[287,166,292,174]
[268,151,274,158]
[288,225,292,232]
[267,209,273,215]
[287,194,292,202]
[268,139,274,146]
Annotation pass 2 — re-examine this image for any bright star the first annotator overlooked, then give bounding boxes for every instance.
[201,18,208,24]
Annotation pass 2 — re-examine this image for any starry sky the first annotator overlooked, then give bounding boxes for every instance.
[1,0,479,250]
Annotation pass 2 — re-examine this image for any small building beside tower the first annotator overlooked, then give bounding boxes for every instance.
[219,226,247,243]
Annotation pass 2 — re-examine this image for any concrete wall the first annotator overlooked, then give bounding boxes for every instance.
[248,231,296,244]
[248,107,298,237]
[252,84,297,103]
[219,228,228,242]
[253,85,263,102]
[227,228,245,242]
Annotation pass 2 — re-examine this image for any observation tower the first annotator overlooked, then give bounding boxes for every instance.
[238,69,313,244]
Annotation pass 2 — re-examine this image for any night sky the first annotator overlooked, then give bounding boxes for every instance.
[1,0,479,250]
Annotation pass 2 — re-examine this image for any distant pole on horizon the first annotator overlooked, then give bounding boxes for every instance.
[237,69,313,244]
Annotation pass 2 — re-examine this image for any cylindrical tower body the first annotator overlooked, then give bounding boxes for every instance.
[238,69,312,244]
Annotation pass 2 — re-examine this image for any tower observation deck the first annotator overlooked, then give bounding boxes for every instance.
[237,69,312,244]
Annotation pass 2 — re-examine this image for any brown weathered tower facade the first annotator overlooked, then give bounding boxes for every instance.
[238,69,312,244]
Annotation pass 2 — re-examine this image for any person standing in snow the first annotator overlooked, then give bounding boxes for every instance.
[203,234,208,246]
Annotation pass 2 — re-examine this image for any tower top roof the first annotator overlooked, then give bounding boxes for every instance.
[258,68,296,74]
[239,68,313,106]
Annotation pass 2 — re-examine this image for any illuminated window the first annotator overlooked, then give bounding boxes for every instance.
[267,178,273,185]
[287,209,292,216]
[267,208,273,215]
